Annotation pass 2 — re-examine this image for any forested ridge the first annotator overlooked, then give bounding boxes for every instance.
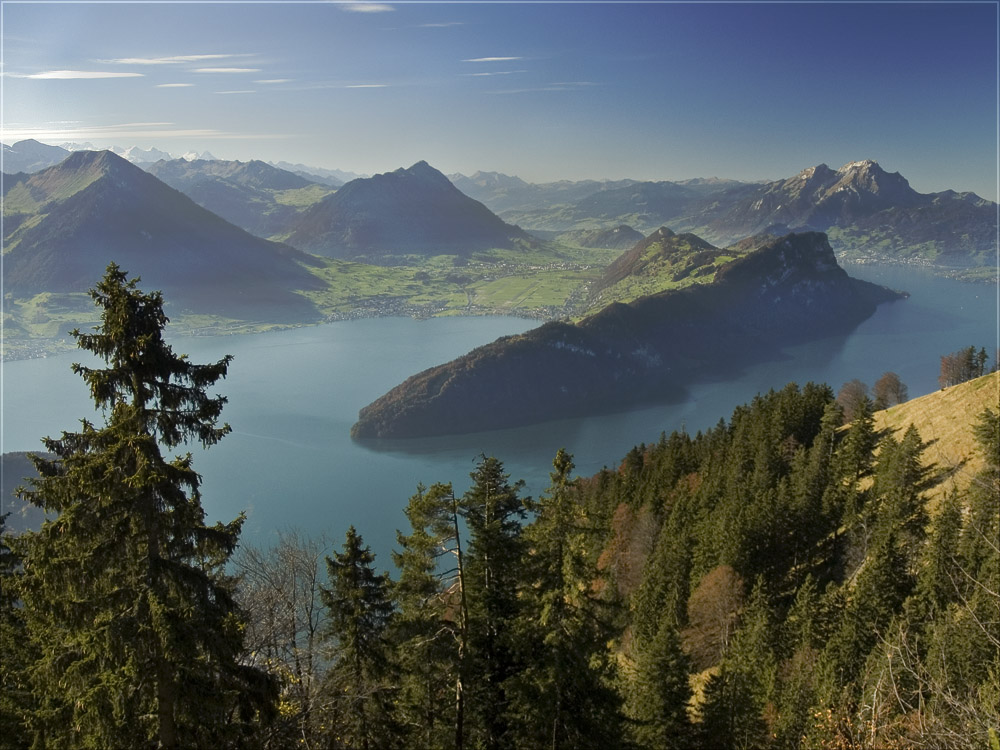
[1,267,997,749]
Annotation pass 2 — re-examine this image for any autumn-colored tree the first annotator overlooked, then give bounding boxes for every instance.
[872,371,908,410]
[836,379,870,424]
[682,564,745,671]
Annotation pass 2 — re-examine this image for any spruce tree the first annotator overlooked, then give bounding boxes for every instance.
[391,482,468,750]
[627,619,692,750]
[460,456,526,750]
[507,450,623,750]
[16,264,276,748]
[320,526,399,750]
[0,515,33,750]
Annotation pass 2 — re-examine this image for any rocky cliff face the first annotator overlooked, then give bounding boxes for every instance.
[352,232,903,439]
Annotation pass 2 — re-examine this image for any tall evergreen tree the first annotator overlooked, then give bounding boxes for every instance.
[627,618,692,750]
[320,526,398,750]
[16,264,276,749]
[461,456,526,750]
[507,450,623,750]
[391,482,468,750]
[0,515,33,750]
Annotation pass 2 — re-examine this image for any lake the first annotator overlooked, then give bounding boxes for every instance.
[2,264,996,564]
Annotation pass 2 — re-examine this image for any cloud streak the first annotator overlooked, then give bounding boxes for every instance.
[340,2,394,13]
[463,57,522,63]
[156,83,194,88]
[99,54,251,65]
[11,70,144,79]
[0,122,289,142]
[193,67,261,74]
[488,82,600,95]
[464,70,527,77]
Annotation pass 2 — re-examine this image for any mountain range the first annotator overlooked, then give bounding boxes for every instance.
[5,140,993,270]
[3,150,323,322]
[144,158,336,238]
[1,139,223,174]
[489,160,995,268]
[2,139,73,174]
[351,231,904,439]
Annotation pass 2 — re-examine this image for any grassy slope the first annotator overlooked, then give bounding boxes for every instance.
[874,371,999,512]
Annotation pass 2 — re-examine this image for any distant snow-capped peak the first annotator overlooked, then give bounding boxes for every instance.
[182,150,219,162]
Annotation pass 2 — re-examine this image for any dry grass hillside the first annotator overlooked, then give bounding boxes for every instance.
[874,370,999,512]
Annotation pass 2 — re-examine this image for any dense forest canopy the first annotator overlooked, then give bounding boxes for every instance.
[1,267,997,749]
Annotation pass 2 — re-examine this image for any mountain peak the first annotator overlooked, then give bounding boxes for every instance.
[400,160,450,182]
[59,149,138,177]
[285,160,527,258]
[837,159,880,174]
[831,159,914,201]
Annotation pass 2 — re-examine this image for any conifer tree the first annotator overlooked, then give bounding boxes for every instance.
[0,515,32,750]
[915,491,963,617]
[507,450,623,750]
[698,578,774,749]
[869,425,928,559]
[627,619,692,750]
[460,456,526,750]
[320,526,399,750]
[391,482,468,750]
[16,264,276,748]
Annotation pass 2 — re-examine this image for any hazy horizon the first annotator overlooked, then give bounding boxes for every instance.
[2,2,997,200]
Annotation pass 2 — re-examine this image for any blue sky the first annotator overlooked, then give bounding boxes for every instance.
[2,1,997,199]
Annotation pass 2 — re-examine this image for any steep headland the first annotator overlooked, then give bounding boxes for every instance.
[352,232,904,439]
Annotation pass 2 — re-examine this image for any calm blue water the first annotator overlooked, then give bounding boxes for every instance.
[3,265,996,564]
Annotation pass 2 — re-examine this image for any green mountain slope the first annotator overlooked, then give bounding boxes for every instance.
[3,150,324,323]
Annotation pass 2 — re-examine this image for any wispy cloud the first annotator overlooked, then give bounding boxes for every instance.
[10,70,144,79]
[193,67,261,74]
[156,83,194,88]
[464,70,527,77]
[463,57,522,63]
[255,79,293,84]
[419,21,463,28]
[0,122,288,142]
[340,2,394,13]
[99,54,251,65]
[489,82,600,95]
